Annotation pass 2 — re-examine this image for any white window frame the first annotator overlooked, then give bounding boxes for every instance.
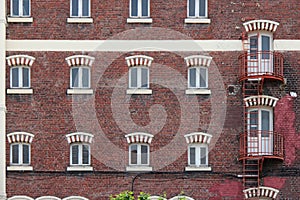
[70,0,91,17]
[10,143,31,166]
[10,0,31,17]
[129,144,150,166]
[188,144,208,167]
[70,66,91,89]
[70,143,91,166]
[129,0,150,18]
[187,0,208,18]
[10,66,31,89]
[128,66,149,89]
[188,66,208,89]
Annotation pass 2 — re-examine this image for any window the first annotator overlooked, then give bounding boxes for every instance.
[70,143,90,165]
[129,144,149,165]
[11,0,30,17]
[184,132,212,171]
[10,143,30,165]
[129,67,149,89]
[70,67,90,89]
[71,0,90,17]
[188,67,208,89]
[188,144,208,167]
[10,66,30,88]
[130,0,149,18]
[188,0,207,18]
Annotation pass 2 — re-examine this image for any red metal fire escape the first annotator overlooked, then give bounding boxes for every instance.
[238,32,285,190]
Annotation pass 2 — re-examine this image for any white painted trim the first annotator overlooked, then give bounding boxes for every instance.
[6,40,243,52]
[127,18,153,23]
[274,40,300,51]
[67,89,93,95]
[8,196,34,200]
[126,166,152,172]
[185,89,211,95]
[7,17,33,23]
[126,89,152,94]
[62,196,89,200]
[185,166,211,171]
[67,18,93,23]
[7,89,33,94]
[184,18,211,24]
[36,196,61,200]
[7,166,33,171]
[67,166,93,171]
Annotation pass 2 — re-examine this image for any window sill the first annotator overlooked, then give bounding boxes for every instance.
[7,88,33,94]
[67,89,93,95]
[184,18,211,24]
[185,89,211,95]
[7,17,33,23]
[7,166,33,171]
[67,166,93,171]
[127,18,153,23]
[185,166,212,171]
[126,89,152,95]
[126,166,153,172]
[67,18,93,23]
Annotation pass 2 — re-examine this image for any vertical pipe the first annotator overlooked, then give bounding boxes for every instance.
[0,0,6,198]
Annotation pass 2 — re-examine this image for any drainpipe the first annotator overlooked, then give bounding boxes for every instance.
[0,0,6,198]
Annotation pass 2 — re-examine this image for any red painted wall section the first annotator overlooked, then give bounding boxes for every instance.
[274,94,300,166]
[208,180,243,199]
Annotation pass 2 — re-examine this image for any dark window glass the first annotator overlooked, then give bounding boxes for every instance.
[189,0,195,16]
[72,0,79,16]
[23,67,29,88]
[82,0,89,16]
[23,144,30,164]
[82,68,89,88]
[200,147,206,165]
[141,68,148,88]
[82,145,89,164]
[142,0,148,16]
[141,145,148,164]
[189,147,196,165]
[262,36,270,59]
[23,0,30,16]
[131,0,138,16]
[130,68,138,88]
[12,144,19,164]
[12,68,19,88]
[12,0,19,16]
[130,145,137,164]
[199,0,206,16]
[189,68,196,87]
[71,145,79,164]
[200,68,207,88]
[250,36,258,59]
[71,68,79,88]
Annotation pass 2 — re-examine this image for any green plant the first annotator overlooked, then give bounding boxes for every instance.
[138,192,150,200]
[110,191,135,200]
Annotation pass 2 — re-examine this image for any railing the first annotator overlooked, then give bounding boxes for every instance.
[239,51,284,81]
[239,130,284,160]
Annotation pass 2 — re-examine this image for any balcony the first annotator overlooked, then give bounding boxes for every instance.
[239,130,284,160]
[239,51,284,82]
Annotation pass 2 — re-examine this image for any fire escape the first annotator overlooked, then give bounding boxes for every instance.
[238,20,284,199]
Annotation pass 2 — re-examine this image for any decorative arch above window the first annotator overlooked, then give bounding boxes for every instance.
[184,55,212,95]
[6,55,35,94]
[243,20,279,33]
[244,95,278,108]
[184,132,212,144]
[65,55,95,95]
[36,197,61,200]
[126,55,153,67]
[125,132,154,144]
[243,186,279,199]
[7,132,34,144]
[7,196,34,200]
[62,196,89,200]
[66,132,94,144]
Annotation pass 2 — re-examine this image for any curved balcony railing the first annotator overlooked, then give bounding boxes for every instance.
[239,130,284,160]
[239,51,284,82]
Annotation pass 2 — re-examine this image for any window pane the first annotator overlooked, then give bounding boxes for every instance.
[131,0,138,16]
[261,110,270,136]
[23,144,30,164]
[250,36,258,59]
[82,68,89,88]
[12,144,19,164]
[71,68,79,88]
[130,145,137,164]
[72,0,79,16]
[23,68,30,88]
[82,0,89,16]
[189,147,196,165]
[262,36,270,59]
[71,145,79,164]
[141,68,148,88]
[12,0,19,16]
[200,147,207,165]
[200,68,207,88]
[141,145,148,165]
[23,0,30,16]
[199,0,206,16]
[188,0,195,17]
[141,0,148,17]
[189,68,196,88]
[249,111,258,131]
[12,68,19,88]
[82,145,89,164]
[130,68,137,88]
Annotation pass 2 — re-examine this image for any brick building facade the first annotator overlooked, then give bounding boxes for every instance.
[0,0,300,199]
